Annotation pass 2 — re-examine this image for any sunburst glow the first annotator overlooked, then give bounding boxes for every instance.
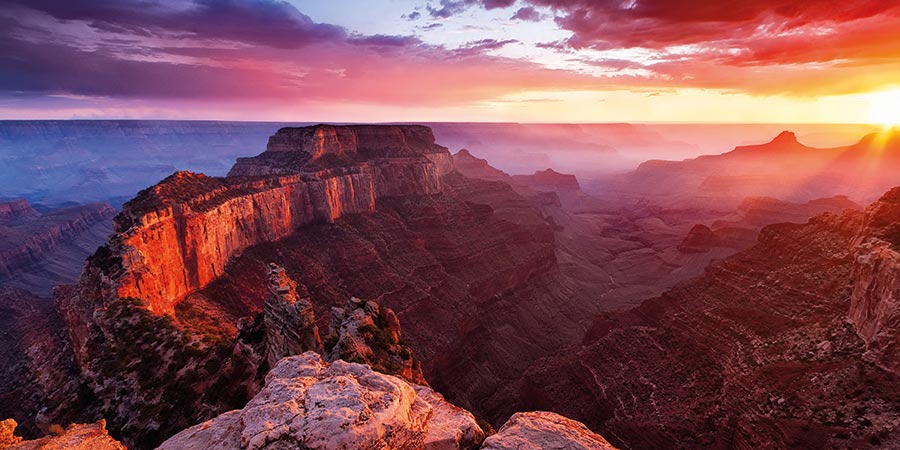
[869,90,900,128]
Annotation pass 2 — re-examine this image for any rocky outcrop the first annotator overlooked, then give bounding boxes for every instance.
[326,297,425,385]
[0,419,124,450]
[452,149,511,183]
[157,352,485,450]
[482,412,617,450]
[0,200,115,294]
[76,125,454,318]
[229,124,452,176]
[848,187,900,375]
[263,263,322,367]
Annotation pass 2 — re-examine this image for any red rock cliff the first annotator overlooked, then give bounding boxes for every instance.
[73,125,453,318]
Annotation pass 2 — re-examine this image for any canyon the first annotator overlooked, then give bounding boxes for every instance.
[0,199,115,295]
[2,123,899,449]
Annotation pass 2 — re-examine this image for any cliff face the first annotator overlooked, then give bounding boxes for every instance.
[0,287,82,439]
[228,124,453,178]
[83,125,452,318]
[848,187,900,375]
[53,125,489,447]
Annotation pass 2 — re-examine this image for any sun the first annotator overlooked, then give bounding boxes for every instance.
[868,90,900,129]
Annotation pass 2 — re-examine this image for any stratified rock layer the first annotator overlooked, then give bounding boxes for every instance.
[157,352,485,450]
[0,199,115,295]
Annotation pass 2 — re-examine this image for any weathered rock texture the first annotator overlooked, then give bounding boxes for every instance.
[848,187,900,376]
[481,412,617,450]
[262,263,321,367]
[157,352,485,450]
[229,124,453,178]
[0,199,115,295]
[514,187,900,449]
[326,296,425,385]
[0,419,124,450]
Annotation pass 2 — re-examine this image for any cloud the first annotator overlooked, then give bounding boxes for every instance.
[427,0,515,18]
[511,7,542,21]
[0,0,607,107]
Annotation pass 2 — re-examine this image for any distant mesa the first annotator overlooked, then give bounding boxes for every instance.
[229,124,453,177]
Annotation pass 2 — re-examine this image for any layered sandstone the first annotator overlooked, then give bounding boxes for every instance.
[848,187,900,375]
[0,200,115,294]
[83,125,452,317]
[157,352,485,450]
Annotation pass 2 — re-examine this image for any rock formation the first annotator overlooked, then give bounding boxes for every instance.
[229,124,454,178]
[511,169,581,194]
[75,125,454,320]
[262,263,321,367]
[0,199,115,295]
[848,187,900,375]
[157,352,484,450]
[481,412,617,450]
[326,296,425,385]
[0,287,82,439]
[158,353,618,450]
[0,419,124,450]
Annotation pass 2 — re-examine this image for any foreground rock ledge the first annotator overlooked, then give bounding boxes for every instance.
[158,352,617,450]
[157,352,485,450]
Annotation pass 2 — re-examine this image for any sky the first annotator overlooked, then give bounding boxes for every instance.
[1,0,899,123]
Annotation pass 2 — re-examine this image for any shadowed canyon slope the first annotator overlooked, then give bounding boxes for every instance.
[516,187,900,449]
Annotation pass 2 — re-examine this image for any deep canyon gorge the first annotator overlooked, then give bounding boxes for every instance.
[2,123,900,450]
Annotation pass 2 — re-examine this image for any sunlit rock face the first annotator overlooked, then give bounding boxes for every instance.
[0,419,125,450]
[76,125,453,320]
[228,124,455,195]
[482,412,618,450]
[157,352,485,450]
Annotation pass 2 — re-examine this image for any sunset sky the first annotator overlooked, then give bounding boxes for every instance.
[1,0,900,123]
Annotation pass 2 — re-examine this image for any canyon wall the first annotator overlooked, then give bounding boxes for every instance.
[848,187,900,375]
[90,125,453,315]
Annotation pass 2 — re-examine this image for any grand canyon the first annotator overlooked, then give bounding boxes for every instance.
[3,1,900,449]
